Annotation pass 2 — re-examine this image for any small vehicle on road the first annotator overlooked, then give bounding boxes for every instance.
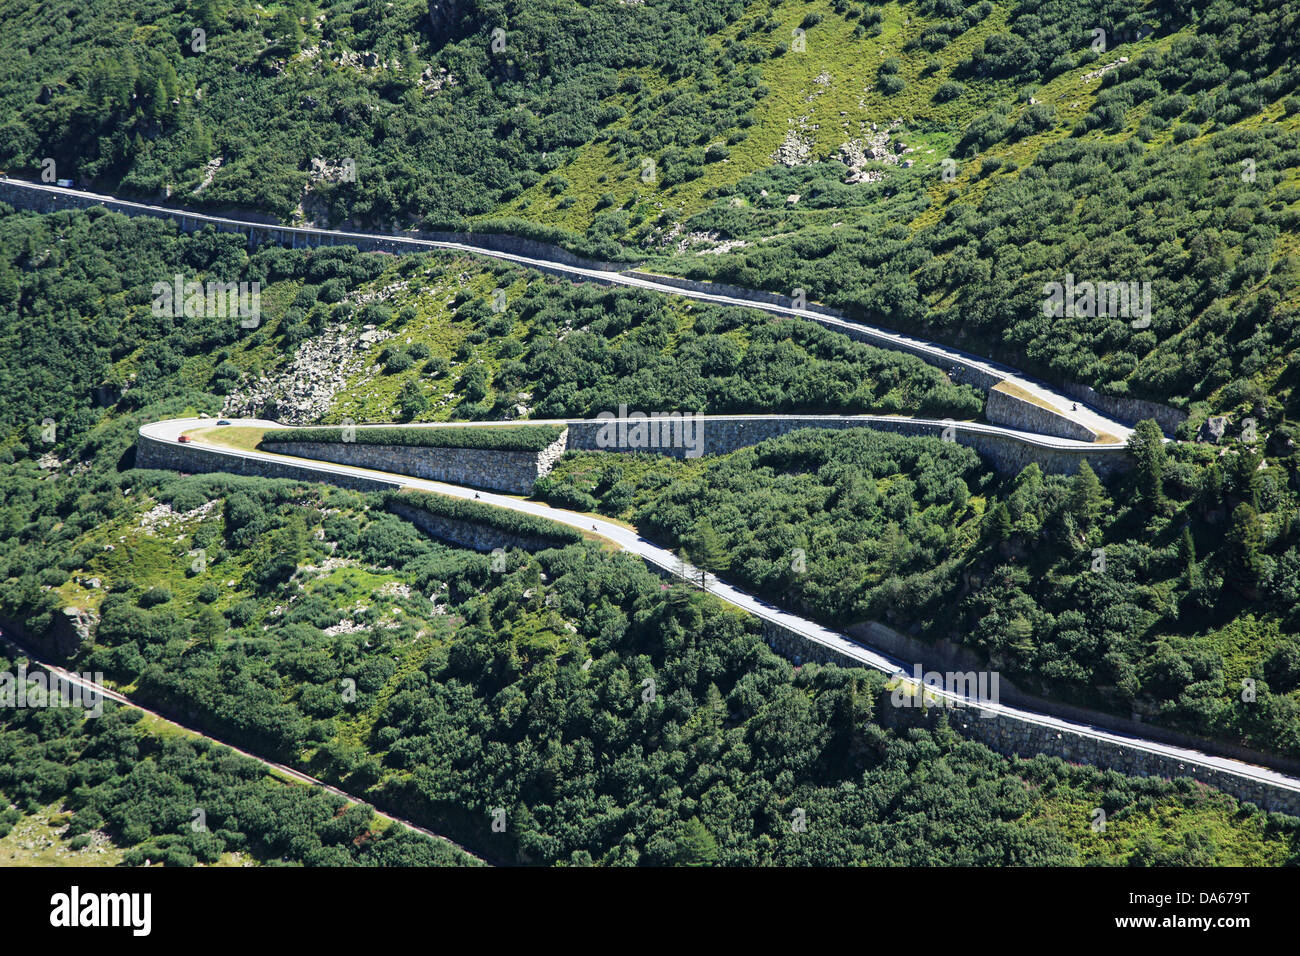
[216,419,232,425]
[177,435,192,443]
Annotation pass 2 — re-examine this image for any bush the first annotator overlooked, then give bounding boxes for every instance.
[228,599,258,627]
[319,278,346,303]
[534,479,600,513]
[38,567,67,587]
[934,81,964,102]
[384,349,414,373]
[139,586,172,608]
[879,74,906,96]
[358,303,392,325]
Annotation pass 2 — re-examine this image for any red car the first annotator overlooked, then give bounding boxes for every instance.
[177,435,192,443]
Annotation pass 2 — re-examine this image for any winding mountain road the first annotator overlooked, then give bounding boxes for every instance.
[2,178,1136,443]
[137,417,1300,810]
[18,177,1289,814]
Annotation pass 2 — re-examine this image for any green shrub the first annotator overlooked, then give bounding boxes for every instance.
[879,74,906,96]
[934,81,964,102]
[139,586,172,608]
[534,478,599,513]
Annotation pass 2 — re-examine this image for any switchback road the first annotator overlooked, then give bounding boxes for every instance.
[135,417,1300,809]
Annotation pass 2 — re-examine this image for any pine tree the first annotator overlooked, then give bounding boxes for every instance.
[984,501,1012,543]
[669,817,719,866]
[1127,419,1167,509]
[1068,459,1106,529]
[1225,503,1265,596]
[194,0,225,32]
[682,518,730,590]
[1199,461,1223,516]
[195,605,224,646]
[1179,526,1201,591]
[703,683,725,735]
[1230,449,1263,510]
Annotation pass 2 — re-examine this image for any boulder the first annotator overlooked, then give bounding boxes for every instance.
[1199,416,1229,443]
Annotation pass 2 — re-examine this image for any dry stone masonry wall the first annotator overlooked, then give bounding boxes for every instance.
[1064,382,1188,435]
[566,416,1129,476]
[760,617,1300,816]
[262,432,568,494]
[136,433,399,492]
[249,417,1128,482]
[386,500,568,552]
[139,434,561,552]
[986,386,1097,442]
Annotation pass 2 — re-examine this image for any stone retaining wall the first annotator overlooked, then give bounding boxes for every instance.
[566,416,1129,476]
[760,617,1300,815]
[880,697,1300,816]
[1064,382,1188,435]
[849,619,1300,779]
[138,434,569,553]
[136,434,399,492]
[986,385,1097,442]
[386,500,570,553]
[262,433,568,494]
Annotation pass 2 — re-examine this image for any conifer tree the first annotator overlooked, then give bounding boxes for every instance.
[1068,460,1106,530]
[682,518,730,589]
[1127,419,1167,509]
[1225,503,1265,596]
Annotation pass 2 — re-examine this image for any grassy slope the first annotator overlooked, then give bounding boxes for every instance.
[497,0,1007,236]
